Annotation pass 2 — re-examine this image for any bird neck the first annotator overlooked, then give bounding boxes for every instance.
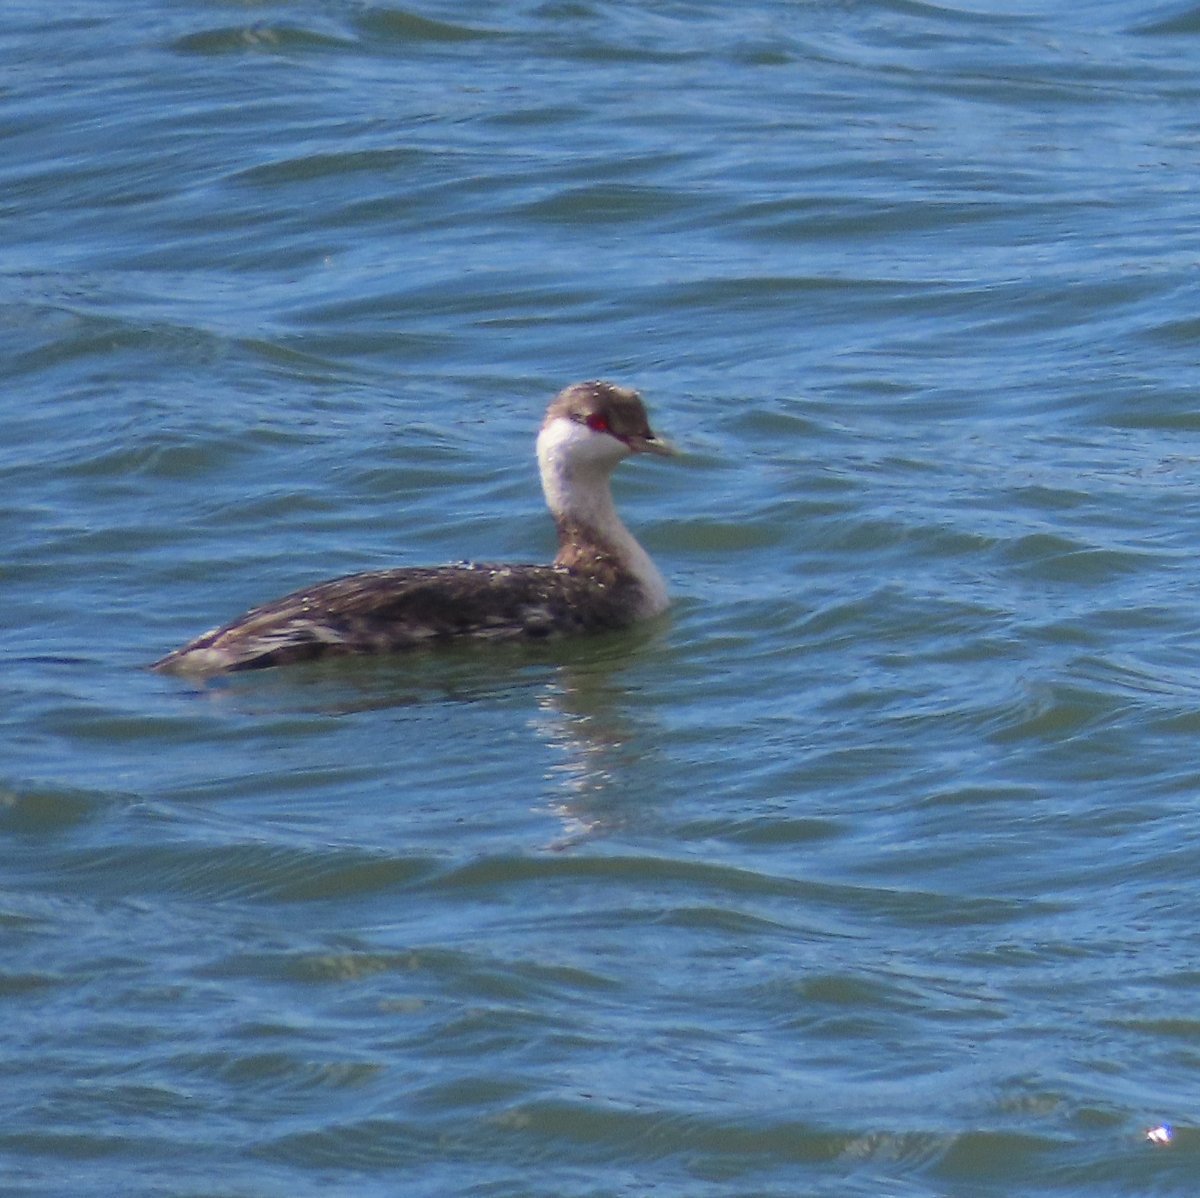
[536,422,669,616]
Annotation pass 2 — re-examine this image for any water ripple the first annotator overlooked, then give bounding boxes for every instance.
[5,0,1200,1194]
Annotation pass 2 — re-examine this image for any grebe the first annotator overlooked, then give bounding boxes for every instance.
[153,381,675,674]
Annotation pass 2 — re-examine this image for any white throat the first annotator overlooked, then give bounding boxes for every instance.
[536,416,669,616]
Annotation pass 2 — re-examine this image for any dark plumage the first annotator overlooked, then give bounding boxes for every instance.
[152,563,641,673]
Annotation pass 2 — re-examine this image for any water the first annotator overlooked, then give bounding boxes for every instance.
[4,1,1200,1193]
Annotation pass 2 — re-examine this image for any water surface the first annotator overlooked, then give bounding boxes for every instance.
[4,1,1200,1194]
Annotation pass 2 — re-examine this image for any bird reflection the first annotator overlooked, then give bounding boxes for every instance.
[153,624,666,850]
[530,657,649,849]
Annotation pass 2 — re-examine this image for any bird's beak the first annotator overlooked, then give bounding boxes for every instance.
[628,432,676,457]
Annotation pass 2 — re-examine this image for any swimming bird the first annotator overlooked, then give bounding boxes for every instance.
[153,381,675,674]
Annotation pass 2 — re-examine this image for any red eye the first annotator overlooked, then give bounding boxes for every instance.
[586,413,610,434]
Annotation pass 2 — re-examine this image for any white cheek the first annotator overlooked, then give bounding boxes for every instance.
[537,418,628,520]
[537,418,627,475]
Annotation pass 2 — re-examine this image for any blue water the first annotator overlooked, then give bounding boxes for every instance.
[4,1,1200,1194]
